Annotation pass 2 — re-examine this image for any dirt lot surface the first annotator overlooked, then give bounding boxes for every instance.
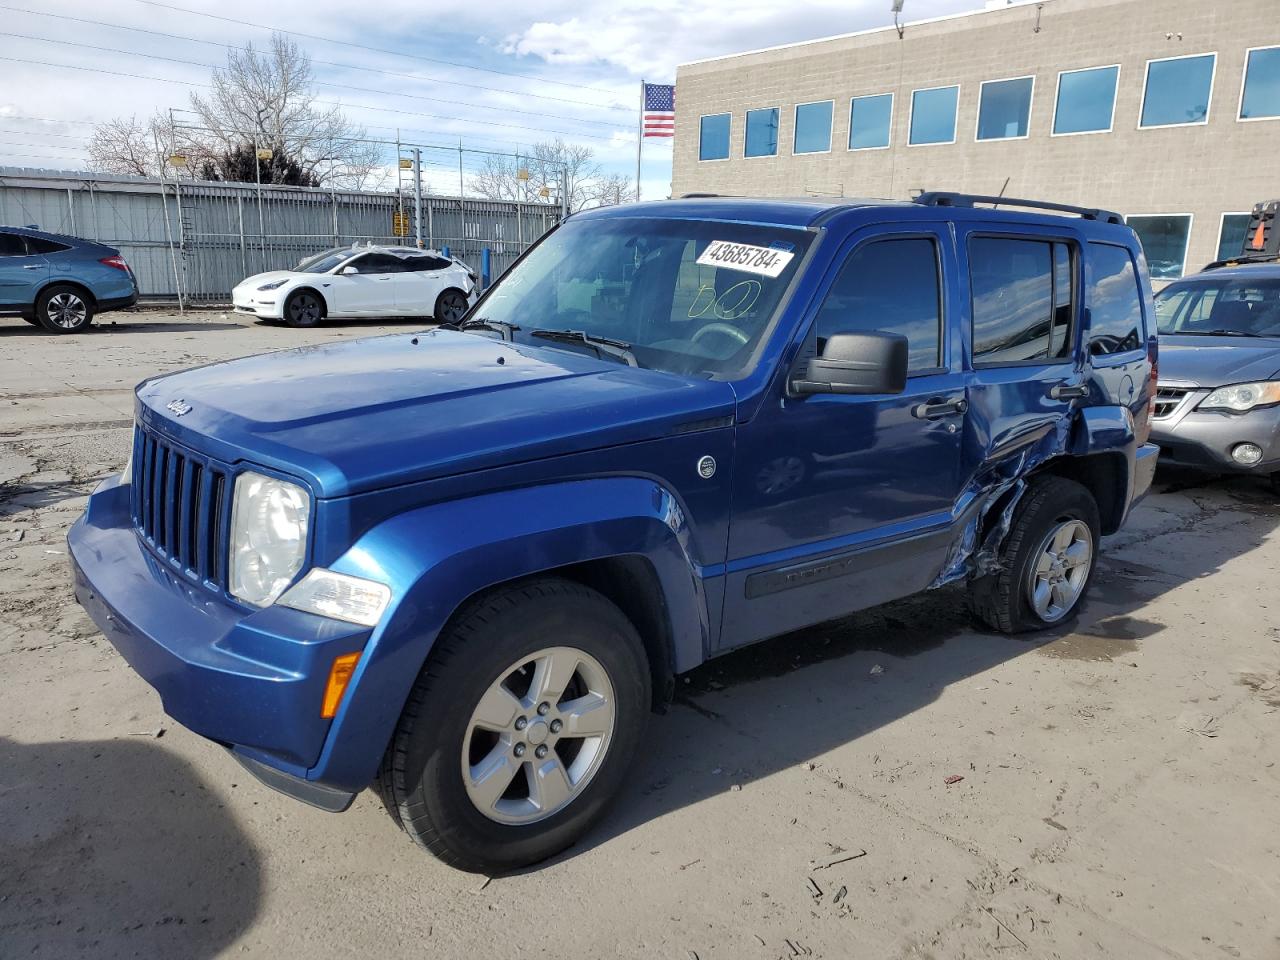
[2,309,1278,960]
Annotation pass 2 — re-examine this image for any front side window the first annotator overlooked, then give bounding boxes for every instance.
[1127,215,1192,279]
[970,237,1073,365]
[977,77,1033,140]
[1154,277,1280,337]
[1218,214,1253,261]
[910,85,959,145]
[813,237,942,372]
[744,107,779,158]
[475,217,813,378]
[849,93,893,150]
[1241,46,1280,120]
[794,101,833,154]
[1141,54,1216,127]
[699,113,730,161]
[1087,244,1144,356]
[1054,65,1120,135]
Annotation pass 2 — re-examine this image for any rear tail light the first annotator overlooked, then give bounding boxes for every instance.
[100,255,130,273]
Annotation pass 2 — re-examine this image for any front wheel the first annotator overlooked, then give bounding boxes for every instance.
[283,289,325,328]
[36,284,95,333]
[379,578,650,873]
[968,476,1101,633]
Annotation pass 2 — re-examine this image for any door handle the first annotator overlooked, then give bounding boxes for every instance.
[911,396,968,420]
[22,264,42,269]
[1049,383,1089,400]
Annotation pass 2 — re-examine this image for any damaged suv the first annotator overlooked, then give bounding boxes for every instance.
[69,193,1158,873]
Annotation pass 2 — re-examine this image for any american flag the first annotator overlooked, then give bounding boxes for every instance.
[643,83,675,138]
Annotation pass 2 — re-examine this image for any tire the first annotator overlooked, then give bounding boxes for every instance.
[379,577,650,873]
[968,476,1101,634]
[35,284,95,334]
[21,314,40,327]
[283,289,325,328]
[434,288,469,325]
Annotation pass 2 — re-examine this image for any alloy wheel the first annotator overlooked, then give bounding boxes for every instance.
[46,292,87,330]
[1027,519,1093,622]
[289,293,322,325]
[438,292,467,324]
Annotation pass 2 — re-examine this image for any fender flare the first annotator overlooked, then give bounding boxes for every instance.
[308,476,710,791]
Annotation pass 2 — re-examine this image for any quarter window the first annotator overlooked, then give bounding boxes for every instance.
[1086,244,1144,356]
[1053,65,1120,134]
[848,93,893,150]
[977,77,1033,140]
[793,101,833,154]
[1241,46,1280,120]
[699,114,731,161]
[813,237,943,373]
[909,85,959,145]
[1141,54,1216,127]
[25,237,70,254]
[1127,215,1192,280]
[970,237,1073,365]
[1217,214,1253,261]
[744,107,779,158]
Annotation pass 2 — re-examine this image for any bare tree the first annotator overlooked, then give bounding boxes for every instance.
[86,114,169,178]
[588,173,636,208]
[471,139,611,212]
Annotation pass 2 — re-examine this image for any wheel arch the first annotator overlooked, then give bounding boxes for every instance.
[286,284,328,316]
[37,278,97,308]
[1033,451,1128,534]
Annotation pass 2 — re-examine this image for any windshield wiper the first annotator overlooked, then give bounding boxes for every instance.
[1174,329,1263,338]
[530,329,639,366]
[447,317,520,341]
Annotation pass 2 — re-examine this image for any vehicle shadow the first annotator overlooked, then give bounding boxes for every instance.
[0,736,263,957]
[556,478,1280,864]
[0,319,244,336]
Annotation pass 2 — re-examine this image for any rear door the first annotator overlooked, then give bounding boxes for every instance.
[394,254,451,316]
[326,253,404,315]
[0,232,48,308]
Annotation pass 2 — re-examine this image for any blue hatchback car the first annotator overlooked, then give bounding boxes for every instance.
[69,194,1159,872]
[0,226,138,333]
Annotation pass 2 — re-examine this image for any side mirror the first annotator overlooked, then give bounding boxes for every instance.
[791,331,909,396]
[340,265,358,275]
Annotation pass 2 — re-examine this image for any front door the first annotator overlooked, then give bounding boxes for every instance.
[326,252,404,315]
[720,225,968,650]
[0,232,48,308]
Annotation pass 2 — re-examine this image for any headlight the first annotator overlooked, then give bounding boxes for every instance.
[1198,381,1280,413]
[229,471,310,607]
[257,279,289,291]
[278,569,391,626]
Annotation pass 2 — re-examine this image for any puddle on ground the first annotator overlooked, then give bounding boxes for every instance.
[1035,615,1146,662]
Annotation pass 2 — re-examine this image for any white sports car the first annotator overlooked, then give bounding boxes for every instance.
[232,245,478,327]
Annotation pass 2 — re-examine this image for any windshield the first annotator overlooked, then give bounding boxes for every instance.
[473,216,813,377]
[296,248,354,274]
[1154,276,1280,337]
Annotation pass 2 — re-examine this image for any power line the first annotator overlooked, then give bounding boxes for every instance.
[128,0,622,97]
[0,7,631,115]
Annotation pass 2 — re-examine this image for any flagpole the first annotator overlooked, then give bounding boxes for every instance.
[636,78,644,203]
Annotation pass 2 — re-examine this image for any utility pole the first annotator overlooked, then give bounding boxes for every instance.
[413,147,423,249]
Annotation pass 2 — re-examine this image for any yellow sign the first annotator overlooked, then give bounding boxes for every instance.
[167,154,187,168]
[516,168,530,181]
[255,148,274,162]
[399,158,413,170]
[392,210,411,237]
[538,186,550,198]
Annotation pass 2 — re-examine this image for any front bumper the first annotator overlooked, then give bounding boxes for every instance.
[69,475,369,807]
[231,286,283,318]
[1151,399,1280,474]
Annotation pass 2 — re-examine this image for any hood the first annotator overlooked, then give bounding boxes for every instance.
[235,270,298,288]
[1157,335,1280,387]
[135,330,737,497]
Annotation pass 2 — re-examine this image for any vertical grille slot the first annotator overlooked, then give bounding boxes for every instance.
[209,472,227,586]
[186,462,203,573]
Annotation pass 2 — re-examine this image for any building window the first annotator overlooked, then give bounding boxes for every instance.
[1217,213,1253,260]
[909,85,959,145]
[793,100,834,154]
[1140,54,1216,128]
[814,237,942,372]
[744,107,779,158]
[1127,215,1193,280]
[1240,46,1280,120]
[1086,244,1144,356]
[970,237,1073,365]
[848,93,893,150]
[976,76,1034,140]
[699,113,730,161]
[1053,65,1119,135]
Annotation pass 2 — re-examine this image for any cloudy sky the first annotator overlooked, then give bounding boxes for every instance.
[0,0,978,198]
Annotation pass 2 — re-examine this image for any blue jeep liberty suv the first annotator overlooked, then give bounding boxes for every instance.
[69,193,1159,872]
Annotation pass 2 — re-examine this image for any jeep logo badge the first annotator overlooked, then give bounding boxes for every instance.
[697,455,716,479]
[166,399,192,417]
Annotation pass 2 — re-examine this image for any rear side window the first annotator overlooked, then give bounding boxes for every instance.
[1086,243,1144,355]
[813,237,943,372]
[25,237,71,254]
[0,232,26,256]
[970,237,1074,365]
[349,253,406,274]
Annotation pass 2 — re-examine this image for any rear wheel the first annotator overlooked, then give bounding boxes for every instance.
[283,289,325,328]
[379,577,650,873]
[434,288,468,325]
[36,284,94,333]
[968,476,1101,633]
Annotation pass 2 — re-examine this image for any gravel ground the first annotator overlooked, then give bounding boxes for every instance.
[1,309,1278,960]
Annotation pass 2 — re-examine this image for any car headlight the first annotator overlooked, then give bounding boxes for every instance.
[278,569,391,626]
[1198,381,1280,413]
[257,279,289,291]
[229,471,310,607]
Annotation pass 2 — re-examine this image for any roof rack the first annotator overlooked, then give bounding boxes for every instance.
[1203,253,1280,271]
[913,191,1125,224]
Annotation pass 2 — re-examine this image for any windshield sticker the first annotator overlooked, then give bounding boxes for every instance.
[697,240,796,278]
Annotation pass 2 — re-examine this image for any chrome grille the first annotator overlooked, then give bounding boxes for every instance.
[1153,385,1191,420]
[130,425,231,586]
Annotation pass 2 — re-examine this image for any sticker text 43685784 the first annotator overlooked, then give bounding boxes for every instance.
[696,240,796,278]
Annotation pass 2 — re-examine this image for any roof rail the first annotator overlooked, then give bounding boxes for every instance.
[913,191,1125,225]
[680,193,727,199]
[1203,252,1280,271]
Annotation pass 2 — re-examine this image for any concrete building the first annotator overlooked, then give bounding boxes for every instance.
[672,0,1280,279]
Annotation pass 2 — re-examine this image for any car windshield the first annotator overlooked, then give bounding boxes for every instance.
[1154,275,1280,337]
[473,216,813,378]
[295,248,354,274]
